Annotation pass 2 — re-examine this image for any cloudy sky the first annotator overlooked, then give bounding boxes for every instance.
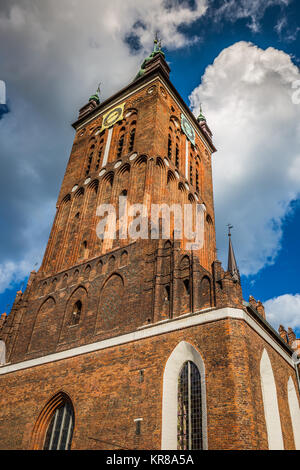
[0,0,299,332]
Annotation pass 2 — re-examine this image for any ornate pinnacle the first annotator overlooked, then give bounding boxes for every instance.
[197,103,207,122]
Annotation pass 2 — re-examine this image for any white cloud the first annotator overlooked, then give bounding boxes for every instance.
[189,41,300,276]
[214,0,291,33]
[264,294,300,330]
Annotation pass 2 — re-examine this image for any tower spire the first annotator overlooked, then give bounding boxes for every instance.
[227,225,240,282]
[89,82,101,105]
[134,34,166,81]
[197,103,206,123]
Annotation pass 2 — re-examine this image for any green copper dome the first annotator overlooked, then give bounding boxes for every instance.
[197,104,206,122]
[89,94,100,104]
[134,37,165,81]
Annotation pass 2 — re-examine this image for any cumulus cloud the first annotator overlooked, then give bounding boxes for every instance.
[264,294,300,330]
[189,41,300,276]
[0,0,209,295]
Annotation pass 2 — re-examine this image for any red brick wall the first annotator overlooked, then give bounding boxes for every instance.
[0,317,298,450]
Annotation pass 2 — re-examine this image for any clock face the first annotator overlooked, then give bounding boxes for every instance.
[103,106,123,128]
[181,114,195,145]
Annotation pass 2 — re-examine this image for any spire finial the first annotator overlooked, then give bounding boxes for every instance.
[133,34,166,81]
[227,224,233,236]
[89,82,101,105]
[197,103,207,122]
[153,32,162,53]
[227,224,240,282]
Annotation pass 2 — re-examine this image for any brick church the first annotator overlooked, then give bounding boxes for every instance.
[1,40,300,450]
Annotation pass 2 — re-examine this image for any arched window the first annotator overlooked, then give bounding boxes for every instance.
[175,143,179,168]
[80,240,88,259]
[189,161,193,186]
[43,399,74,450]
[288,376,300,449]
[162,341,207,450]
[128,127,136,152]
[196,169,199,192]
[117,131,125,158]
[86,145,95,176]
[183,279,190,295]
[178,361,202,450]
[96,139,104,171]
[168,134,172,160]
[31,392,75,450]
[70,300,82,326]
[165,285,170,302]
[260,349,284,449]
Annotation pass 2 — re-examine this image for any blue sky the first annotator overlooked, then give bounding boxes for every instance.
[0,0,299,333]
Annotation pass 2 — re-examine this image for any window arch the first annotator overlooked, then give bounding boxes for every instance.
[288,376,300,449]
[128,125,136,152]
[189,160,193,186]
[195,168,199,192]
[117,128,125,158]
[161,341,207,450]
[31,392,74,450]
[85,146,94,176]
[44,400,74,450]
[96,273,124,332]
[96,138,104,171]
[70,300,82,326]
[168,133,172,160]
[175,142,179,168]
[79,240,88,259]
[260,348,284,449]
[178,361,202,450]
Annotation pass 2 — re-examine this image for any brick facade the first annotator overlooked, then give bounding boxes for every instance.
[0,49,299,450]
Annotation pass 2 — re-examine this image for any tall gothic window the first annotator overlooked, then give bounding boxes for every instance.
[70,300,82,326]
[128,127,136,152]
[43,400,74,450]
[96,139,104,171]
[175,143,179,168]
[168,134,172,160]
[177,361,202,450]
[117,129,125,158]
[189,159,193,186]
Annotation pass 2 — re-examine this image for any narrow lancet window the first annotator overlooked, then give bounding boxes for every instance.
[129,128,136,152]
[168,135,172,160]
[175,144,179,168]
[71,300,82,326]
[43,400,74,450]
[177,361,202,450]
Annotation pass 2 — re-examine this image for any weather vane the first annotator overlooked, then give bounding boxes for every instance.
[96,82,101,98]
[227,224,233,236]
[154,32,162,51]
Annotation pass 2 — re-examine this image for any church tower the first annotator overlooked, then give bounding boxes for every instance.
[0,41,299,451]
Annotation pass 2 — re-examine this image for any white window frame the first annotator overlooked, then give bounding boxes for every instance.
[161,341,207,450]
[288,376,300,449]
[260,348,284,449]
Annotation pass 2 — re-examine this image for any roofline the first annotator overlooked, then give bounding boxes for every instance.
[72,68,217,154]
[243,301,294,356]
